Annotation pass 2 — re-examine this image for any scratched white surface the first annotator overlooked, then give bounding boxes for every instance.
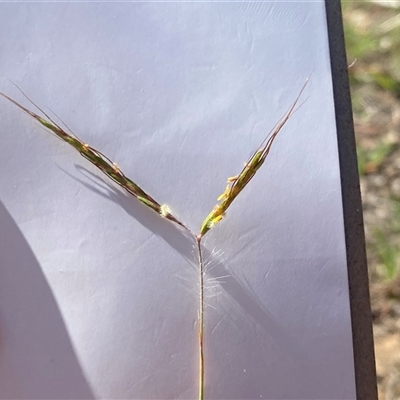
[0,2,356,399]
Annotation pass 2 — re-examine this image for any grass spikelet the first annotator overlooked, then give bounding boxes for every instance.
[198,77,310,238]
[0,87,188,231]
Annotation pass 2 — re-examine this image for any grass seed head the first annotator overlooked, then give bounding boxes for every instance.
[0,87,191,232]
[198,76,310,239]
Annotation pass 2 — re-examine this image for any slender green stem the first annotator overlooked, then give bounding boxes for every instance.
[196,236,205,400]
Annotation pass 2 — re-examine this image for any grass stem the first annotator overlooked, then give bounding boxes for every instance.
[196,236,205,400]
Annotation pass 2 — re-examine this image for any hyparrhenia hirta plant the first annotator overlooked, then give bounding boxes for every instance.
[0,76,309,400]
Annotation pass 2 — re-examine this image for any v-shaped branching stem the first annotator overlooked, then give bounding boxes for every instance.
[1,76,310,400]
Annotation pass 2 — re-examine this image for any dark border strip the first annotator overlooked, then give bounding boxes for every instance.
[325,1,378,399]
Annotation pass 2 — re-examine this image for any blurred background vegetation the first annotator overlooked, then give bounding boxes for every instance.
[342,0,400,398]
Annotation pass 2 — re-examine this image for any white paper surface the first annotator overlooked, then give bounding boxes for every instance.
[0,2,356,399]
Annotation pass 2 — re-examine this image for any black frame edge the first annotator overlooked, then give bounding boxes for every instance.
[324,1,378,399]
